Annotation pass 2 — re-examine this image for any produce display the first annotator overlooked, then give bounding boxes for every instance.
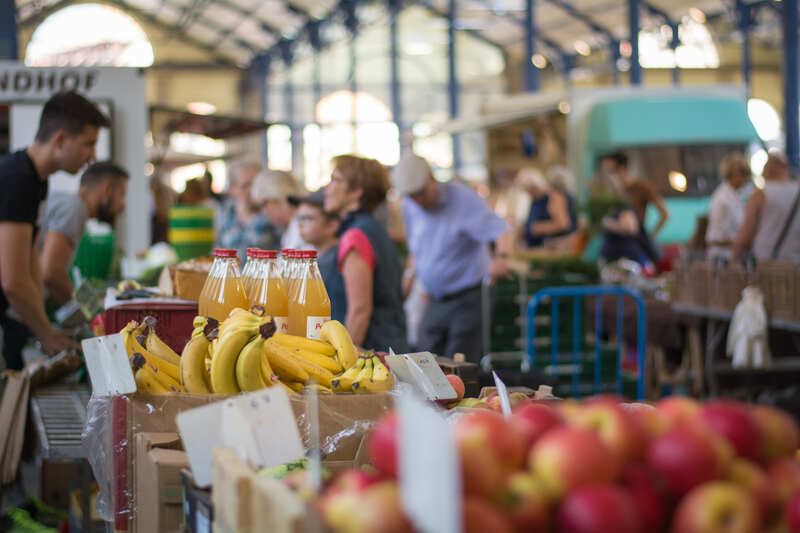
[119,311,394,395]
[306,395,800,533]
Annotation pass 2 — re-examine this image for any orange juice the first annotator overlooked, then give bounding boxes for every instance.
[241,248,261,297]
[248,250,289,333]
[288,250,331,339]
[198,248,249,323]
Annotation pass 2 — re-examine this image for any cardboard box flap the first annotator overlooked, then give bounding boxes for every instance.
[148,448,189,468]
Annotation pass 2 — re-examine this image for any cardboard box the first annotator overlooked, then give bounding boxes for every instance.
[173,269,208,302]
[181,469,213,533]
[133,432,189,533]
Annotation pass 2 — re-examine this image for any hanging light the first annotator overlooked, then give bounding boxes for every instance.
[574,40,591,56]
[688,7,706,24]
[669,171,688,192]
[531,54,547,69]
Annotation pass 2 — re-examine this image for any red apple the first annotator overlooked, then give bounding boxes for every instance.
[622,464,669,532]
[503,473,552,533]
[768,459,800,508]
[698,401,762,460]
[367,412,398,479]
[511,403,562,451]
[557,484,641,533]
[325,468,383,496]
[530,427,619,499]
[671,482,759,533]
[728,458,777,522]
[624,402,669,439]
[446,374,465,400]
[584,394,625,406]
[320,481,412,533]
[463,497,515,533]
[570,402,648,462]
[647,426,729,497]
[752,405,800,464]
[786,490,800,532]
[509,391,531,409]
[454,410,527,499]
[485,393,503,412]
[657,396,700,430]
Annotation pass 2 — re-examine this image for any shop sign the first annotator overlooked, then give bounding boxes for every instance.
[0,68,99,95]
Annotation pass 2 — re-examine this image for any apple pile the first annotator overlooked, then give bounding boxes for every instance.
[318,395,800,533]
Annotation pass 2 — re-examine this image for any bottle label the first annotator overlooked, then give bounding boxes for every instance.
[306,316,330,340]
[274,316,289,334]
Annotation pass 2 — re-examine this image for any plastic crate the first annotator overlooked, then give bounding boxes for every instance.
[72,232,114,280]
[105,302,198,353]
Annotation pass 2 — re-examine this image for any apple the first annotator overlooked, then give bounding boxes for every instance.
[584,394,625,406]
[509,391,532,409]
[456,398,480,408]
[485,392,503,412]
[556,484,641,533]
[511,403,562,451]
[320,481,412,533]
[647,426,729,497]
[502,472,552,533]
[367,412,398,479]
[472,401,492,410]
[622,464,669,532]
[786,490,800,532]
[751,405,800,464]
[657,395,700,430]
[671,482,759,533]
[698,401,762,460]
[624,402,669,439]
[454,410,527,499]
[530,427,619,499]
[728,458,777,522]
[768,459,800,508]
[569,402,648,462]
[325,468,383,496]
[463,497,515,533]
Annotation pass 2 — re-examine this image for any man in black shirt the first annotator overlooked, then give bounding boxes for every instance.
[0,91,109,369]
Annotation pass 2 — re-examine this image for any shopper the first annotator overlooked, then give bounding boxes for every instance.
[600,205,657,270]
[518,167,577,248]
[734,152,800,262]
[40,161,128,306]
[292,190,345,323]
[0,90,109,369]
[251,169,309,252]
[324,154,408,352]
[706,152,751,262]
[392,152,509,363]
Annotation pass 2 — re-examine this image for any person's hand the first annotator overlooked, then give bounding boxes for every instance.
[489,256,511,284]
[39,330,77,357]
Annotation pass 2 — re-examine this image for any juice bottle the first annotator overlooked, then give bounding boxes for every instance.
[197,248,250,323]
[288,250,331,339]
[241,248,261,297]
[280,248,292,280]
[248,250,289,333]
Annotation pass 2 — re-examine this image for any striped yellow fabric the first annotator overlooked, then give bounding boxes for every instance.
[168,228,216,243]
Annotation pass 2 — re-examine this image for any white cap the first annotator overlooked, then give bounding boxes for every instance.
[517,167,548,190]
[391,152,432,196]
[251,170,301,203]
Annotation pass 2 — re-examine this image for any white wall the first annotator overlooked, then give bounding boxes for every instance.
[0,63,149,254]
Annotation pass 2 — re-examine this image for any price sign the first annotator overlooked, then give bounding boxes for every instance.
[385,352,457,401]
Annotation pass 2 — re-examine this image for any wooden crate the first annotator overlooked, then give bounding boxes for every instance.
[759,261,798,322]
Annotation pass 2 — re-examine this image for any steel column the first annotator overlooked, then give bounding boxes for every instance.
[784,0,800,173]
[345,0,358,152]
[670,25,680,86]
[0,0,18,60]
[309,22,323,112]
[525,0,540,92]
[281,42,299,172]
[389,0,404,139]
[737,0,752,95]
[628,0,642,85]
[610,40,620,85]
[253,54,271,166]
[448,0,461,172]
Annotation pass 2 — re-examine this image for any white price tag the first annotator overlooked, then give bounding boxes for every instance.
[398,392,461,533]
[385,352,457,401]
[177,403,225,488]
[81,334,136,395]
[492,371,512,419]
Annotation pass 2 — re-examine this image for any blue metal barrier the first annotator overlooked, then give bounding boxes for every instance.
[526,286,647,400]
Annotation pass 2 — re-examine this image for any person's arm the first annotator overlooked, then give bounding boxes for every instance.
[733,189,765,258]
[648,185,670,235]
[40,230,76,306]
[340,249,373,347]
[0,222,75,355]
[402,254,415,300]
[530,191,571,236]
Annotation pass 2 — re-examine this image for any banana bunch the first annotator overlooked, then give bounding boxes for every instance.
[331,353,394,393]
[120,319,184,394]
[210,309,276,394]
[319,321,358,370]
[180,317,218,393]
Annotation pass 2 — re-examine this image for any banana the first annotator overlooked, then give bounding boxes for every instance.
[143,316,182,366]
[289,347,343,374]
[351,358,374,393]
[210,319,268,394]
[264,339,310,383]
[192,316,219,338]
[120,320,146,357]
[131,353,182,392]
[135,366,170,394]
[360,356,394,393]
[292,356,335,388]
[271,333,336,357]
[285,381,304,392]
[319,321,358,370]
[331,357,365,392]
[260,349,279,387]
[180,321,218,394]
[276,380,297,395]
[236,335,269,392]
[130,336,181,382]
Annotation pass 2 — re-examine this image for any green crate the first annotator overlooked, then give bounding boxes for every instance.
[72,232,114,280]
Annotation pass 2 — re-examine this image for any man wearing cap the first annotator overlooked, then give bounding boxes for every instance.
[392,152,509,362]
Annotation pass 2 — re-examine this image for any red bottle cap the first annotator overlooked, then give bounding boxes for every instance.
[301,250,318,259]
[263,250,278,259]
[213,248,238,258]
[246,248,260,257]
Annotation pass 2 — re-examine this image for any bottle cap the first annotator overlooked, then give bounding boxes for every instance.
[246,248,260,257]
[256,250,278,259]
[213,248,238,258]
[281,248,293,256]
[301,250,318,259]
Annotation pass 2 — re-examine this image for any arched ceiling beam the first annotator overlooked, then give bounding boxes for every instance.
[541,0,616,43]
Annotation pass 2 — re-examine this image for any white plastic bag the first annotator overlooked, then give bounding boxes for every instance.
[726,286,771,368]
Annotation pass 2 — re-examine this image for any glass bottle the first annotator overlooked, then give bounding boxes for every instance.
[288,250,331,339]
[197,248,249,323]
[248,250,289,333]
[241,248,261,297]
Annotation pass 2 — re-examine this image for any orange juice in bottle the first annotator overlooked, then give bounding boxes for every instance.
[241,248,261,297]
[288,250,331,339]
[249,250,289,333]
[198,248,249,323]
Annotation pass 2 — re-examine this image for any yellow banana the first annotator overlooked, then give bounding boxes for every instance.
[131,353,182,392]
[143,316,182,366]
[264,339,310,382]
[180,322,218,394]
[130,336,181,382]
[135,366,170,394]
[120,321,145,357]
[292,356,334,388]
[193,315,207,329]
[276,380,297,395]
[319,321,358,370]
[361,356,394,393]
[285,381,304,392]
[331,357,365,392]
[351,358,374,393]
[260,347,280,387]
[271,333,336,356]
[289,347,343,374]
[210,320,267,394]
[236,335,269,392]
